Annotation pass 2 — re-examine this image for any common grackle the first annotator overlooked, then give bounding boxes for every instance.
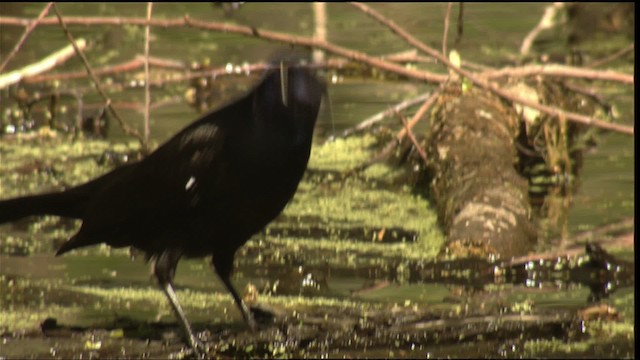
[0,62,324,357]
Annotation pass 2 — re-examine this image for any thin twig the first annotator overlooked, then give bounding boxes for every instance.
[349,2,634,136]
[23,55,186,84]
[151,62,270,86]
[349,3,444,62]
[143,2,153,144]
[22,59,342,92]
[557,217,634,250]
[395,84,442,142]
[561,82,609,110]
[23,57,144,83]
[505,217,634,268]
[182,16,448,84]
[0,2,54,73]
[3,11,632,135]
[381,49,432,64]
[454,2,464,46]
[520,2,564,56]
[144,59,360,87]
[381,49,491,72]
[461,60,493,71]
[341,91,433,137]
[481,64,634,85]
[0,14,449,84]
[312,2,327,64]
[0,39,86,89]
[348,87,442,174]
[586,43,635,68]
[442,2,453,56]
[396,110,428,164]
[51,4,146,149]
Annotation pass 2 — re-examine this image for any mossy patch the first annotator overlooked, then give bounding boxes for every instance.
[0,134,141,255]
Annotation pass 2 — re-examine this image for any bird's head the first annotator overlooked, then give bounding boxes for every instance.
[253,61,325,146]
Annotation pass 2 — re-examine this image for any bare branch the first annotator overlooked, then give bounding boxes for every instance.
[0,39,85,89]
[23,55,186,83]
[341,91,433,137]
[507,217,634,266]
[396,110,428,164]
[1,10,632,135]
[586,43,635,68]
[0,2,54,72]
[442,2,453,56]
[520,2,564,56]
[349,2,444,62]
[0,14,448,84]
[182,16,448,83]
[349,2,634,136]
[347,86,442,174]
[312,2,327,64]
[51,4,146,148]
[481,64,634,85]
[394,86,442,142]
[144,2,153,144]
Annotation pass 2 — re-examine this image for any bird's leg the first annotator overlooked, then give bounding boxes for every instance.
[153,250,207,358]
[211,254,257,330]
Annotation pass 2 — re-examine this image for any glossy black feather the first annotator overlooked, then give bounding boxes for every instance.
[0,63,323,355]
[0,62,324,356]
[1,66,322,257]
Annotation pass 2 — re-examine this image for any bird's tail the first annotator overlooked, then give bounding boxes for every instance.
[0,189,87,224]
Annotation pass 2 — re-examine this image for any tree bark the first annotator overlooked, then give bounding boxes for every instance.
[424,84,536,259]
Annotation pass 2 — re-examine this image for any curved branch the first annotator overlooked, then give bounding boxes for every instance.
[0,2,53,72]
[341,91,434,137]
[0,40,85,89]
[442,2,453,56]
[0,11,632,135]
[23,55,186,83]
[0,14,448,84]
[348,2,634,136]
[586,43,635,68]
[481,64,634,85]
[51,4,146,148]
[182,16,448,84]
[520,2,564,56]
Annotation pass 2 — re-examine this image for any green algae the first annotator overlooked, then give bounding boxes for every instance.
[274,134,444,260]
[0,135,140,255]
[523,287,635,358]
[1,124,632,359]
[523,320,635,358]
[0,134,140,199]
[0,276,84,333]
[74,285,368,313]
[307,135,379,171]
[0,305,82,333]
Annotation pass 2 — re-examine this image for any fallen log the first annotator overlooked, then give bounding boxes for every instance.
[423,84,537,259]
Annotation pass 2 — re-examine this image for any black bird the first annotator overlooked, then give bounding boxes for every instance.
[0,62,323,356]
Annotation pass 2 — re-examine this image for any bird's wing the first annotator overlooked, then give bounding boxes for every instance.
[57,121,229,254]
